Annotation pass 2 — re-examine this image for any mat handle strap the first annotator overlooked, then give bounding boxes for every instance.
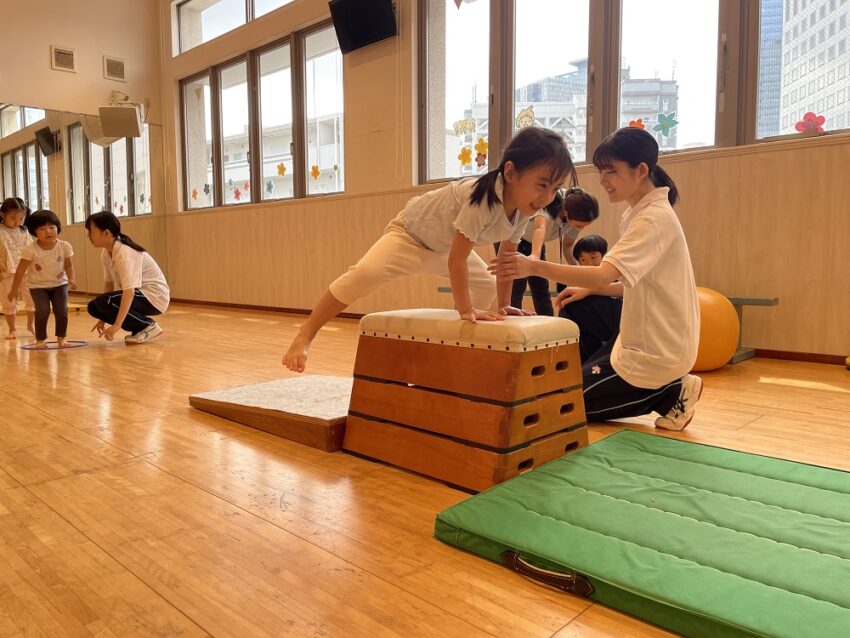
[500,550,594,597]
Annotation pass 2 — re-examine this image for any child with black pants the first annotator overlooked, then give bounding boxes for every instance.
[557,234,623,362]
[7,210,76,349]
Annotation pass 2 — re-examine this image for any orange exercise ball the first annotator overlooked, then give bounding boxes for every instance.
[692,287,740,372]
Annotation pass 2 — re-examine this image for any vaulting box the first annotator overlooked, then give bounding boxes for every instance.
[344,309,588,491]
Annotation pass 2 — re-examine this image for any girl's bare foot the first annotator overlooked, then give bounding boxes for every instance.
[282,336,311,373]
[57,338,67,348]
[34,341,48,350]
[5,331,16,340]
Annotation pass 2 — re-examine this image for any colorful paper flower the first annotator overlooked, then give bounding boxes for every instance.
[652,112,679,137]
[277,162,286,177]
[243,181,250,191]
[310,165,321,181]
[203,183,210,196]
[795,111,826,133]
[227,178,234,188]
[140,193,146,205]
[474,137,488,156]
[458,146,472,166]
[119,204,124,214]
[233,187,241,201]
[629,118,645,129]
[265,180,274,195]
[475,153,486,168]
[333,164,339,172]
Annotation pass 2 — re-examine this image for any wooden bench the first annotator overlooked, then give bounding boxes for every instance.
[726,296,779,363]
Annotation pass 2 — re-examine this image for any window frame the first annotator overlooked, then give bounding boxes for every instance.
[0,141,49,209]
[178,18,343,210]
[66,121,152,223]
[418,0,744,184]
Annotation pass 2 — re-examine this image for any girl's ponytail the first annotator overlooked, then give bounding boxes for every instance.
[117,232,147,253]
[469,169,502,208]
[649,165,679,206]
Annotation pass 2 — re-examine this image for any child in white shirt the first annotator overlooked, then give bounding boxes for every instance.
[283,126,577,372]
[0,198,34,338]
[7,210,77,349]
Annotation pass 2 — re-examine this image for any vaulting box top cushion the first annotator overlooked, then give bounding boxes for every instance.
[359,309,579,351]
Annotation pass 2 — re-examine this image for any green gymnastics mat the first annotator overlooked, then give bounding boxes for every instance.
[435,430,850,637]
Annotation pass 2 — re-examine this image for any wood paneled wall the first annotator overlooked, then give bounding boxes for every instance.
[64,134,848,357]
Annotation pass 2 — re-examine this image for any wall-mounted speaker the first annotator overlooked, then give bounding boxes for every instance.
[328,0,397,54]
[34,126,59,156]
[98,105,142,138]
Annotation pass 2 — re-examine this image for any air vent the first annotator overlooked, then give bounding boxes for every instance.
[103,56,126,82]
[50,45,75,72]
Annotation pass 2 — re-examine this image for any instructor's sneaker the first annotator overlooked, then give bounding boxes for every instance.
[125,322,163,345]
[655,374,703,431]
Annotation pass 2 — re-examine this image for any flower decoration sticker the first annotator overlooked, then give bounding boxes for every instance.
[140,193,146,205]
[458,146,472,167]
[653,112,679,137]
[265,179,274,195]
[233,187,242,201]
[203,183,210,197]
[629,118,645,129]
[277,162,286,177]
[243,181,250,191]
[474,137,488,168]
[310,165,321,181]
[453,117,476,136]
[795,111,826,134]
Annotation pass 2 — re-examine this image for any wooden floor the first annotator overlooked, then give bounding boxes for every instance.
[2,301,849,637]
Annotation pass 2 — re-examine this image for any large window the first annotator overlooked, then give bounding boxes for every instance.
[68,123,153,223]
[1,106,22,138]
[515,0,590,162]
[179,0,246,53]
[183,73,214,209]
[0,104,45,139]
[0,143,50,210]
[620,0,719,151]
[305,26,344,196]
[68,125,87,223]
[259,43,294,200]
[423,0,491,181]
[758,0,850,137]
[178,0,297,53]
[110,138,129,215]
[26,143,38,208]
[134,125,152,214]
[180,22,344,208]
[420,1,846,180]
[220,60,251,205]
[2,154,12,199]
[90,142,106,213]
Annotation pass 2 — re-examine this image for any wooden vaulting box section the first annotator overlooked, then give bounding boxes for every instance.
[344,310,589,491]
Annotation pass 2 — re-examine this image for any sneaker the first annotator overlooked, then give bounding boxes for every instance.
[124,322,163,345]
[655,374,703,431]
